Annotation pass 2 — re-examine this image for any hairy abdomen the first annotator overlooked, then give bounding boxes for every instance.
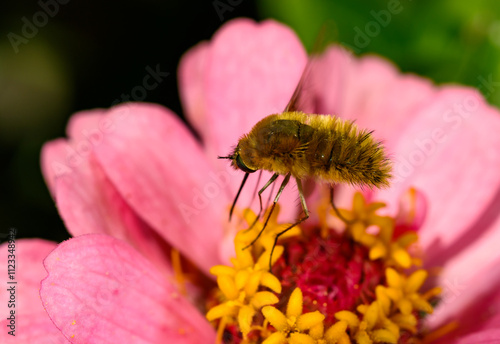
[247,112,391,188]
[304,123,390,188]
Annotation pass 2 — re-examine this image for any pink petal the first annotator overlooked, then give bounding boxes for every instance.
[0,313,71,344]
[479,313,500,333]
[314,47,435,148]
[374,88,500,262]
[269,46,434,220]
[179,19,309,223]
[426,214,500,334]
[65,108,107,141]
[367,72,436,148]
[40,234,216,344]
[180,18,308,158]
[429,285,500,343]
[453,330,500,344]
[394,187,427,237]
[41,111,174,278]
[0,239,55,312]
[40,108,106,197]
[310,46,355,116]
[313,47,500,341]
[41,139,71,198]
[315,47,500,273]
[178,41,209,137]
[93,103,228,273]
[0,239,69,343]
[0,313,70,344]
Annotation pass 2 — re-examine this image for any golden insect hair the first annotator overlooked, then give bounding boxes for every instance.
[219,32,392,270]
[229,111,391,188]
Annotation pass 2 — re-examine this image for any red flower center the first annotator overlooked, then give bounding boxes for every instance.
[206,192,441,343]
[273,227,386,326]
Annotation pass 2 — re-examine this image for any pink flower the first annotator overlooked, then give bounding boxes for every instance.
[0,239,68,343]
[306,43,500,342]
[1,19,306,344]
[2,18,500,343]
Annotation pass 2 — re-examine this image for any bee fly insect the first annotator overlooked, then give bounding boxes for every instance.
[221,110,392,271]
[220,39,392,271]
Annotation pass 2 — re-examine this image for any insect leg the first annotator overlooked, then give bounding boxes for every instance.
[269,177,309,271]
[244,170,263,230]
[243,173,289,250]
[264,179,276,212]
[330,187,354,224]
[249,170,263,209]
[244,172,279,232]
[254,180,277,230]
[229,172,250,221]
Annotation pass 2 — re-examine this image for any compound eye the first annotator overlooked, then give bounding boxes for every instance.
[236,154,256,173]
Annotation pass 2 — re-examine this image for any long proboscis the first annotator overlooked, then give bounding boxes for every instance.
[218,155,245,221]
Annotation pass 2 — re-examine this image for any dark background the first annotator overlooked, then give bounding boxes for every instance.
[1,0,499,243]
[0,1,259,243]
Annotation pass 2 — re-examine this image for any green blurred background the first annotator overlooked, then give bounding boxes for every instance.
[1,0,499,243]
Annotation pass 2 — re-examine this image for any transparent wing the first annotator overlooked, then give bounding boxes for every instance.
[284,22,339,114]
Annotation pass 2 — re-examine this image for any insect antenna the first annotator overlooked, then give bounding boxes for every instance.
[228,172,250,221]
[269,177,310,271]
